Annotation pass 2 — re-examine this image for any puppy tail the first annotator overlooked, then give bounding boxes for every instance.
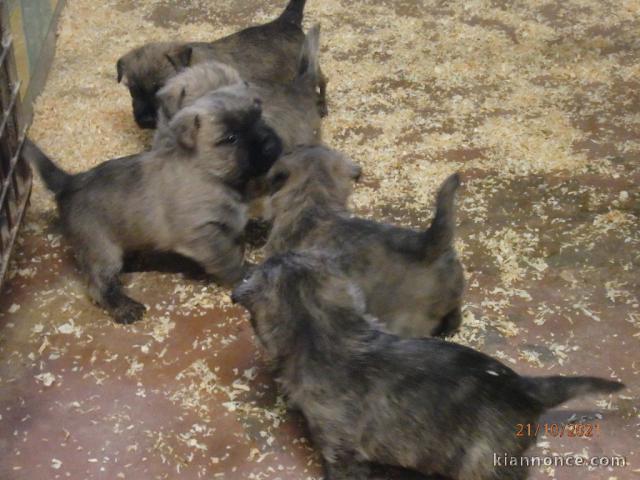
[421,173,460,261]
[296,24,321,87]
[522,376,625,409]
[22,139,71,195]
[278,0,307,26]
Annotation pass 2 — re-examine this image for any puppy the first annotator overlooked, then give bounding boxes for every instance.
[264,145,464,337]
[24,91,282,324]
[116,0,328,129]
[155,25,324,152]
[231,251,625,480]
[155,60,243,131]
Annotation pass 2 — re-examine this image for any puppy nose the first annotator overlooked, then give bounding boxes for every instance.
[230,292,238,304]
[136,113,157,129]
[262,135,283,162]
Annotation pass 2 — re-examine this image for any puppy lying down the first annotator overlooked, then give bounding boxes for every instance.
[232,251,624,480]
[264,145,464,337]
[155,25,324,153]
[24,90,282,324]
[116,0,327,129]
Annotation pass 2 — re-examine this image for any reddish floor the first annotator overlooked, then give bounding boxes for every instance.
[1,0,639,479]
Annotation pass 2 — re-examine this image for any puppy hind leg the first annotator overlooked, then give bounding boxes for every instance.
[101,277,147,325]
[430,306,462,337]
[78,243,146,324]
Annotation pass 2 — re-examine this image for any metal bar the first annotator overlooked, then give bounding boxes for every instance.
[0,127,26,216]
[0,158,31,287]
[0,34,12,68]
[0,80,20,141]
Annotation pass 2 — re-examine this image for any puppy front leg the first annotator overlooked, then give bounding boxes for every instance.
[175,222,246,286]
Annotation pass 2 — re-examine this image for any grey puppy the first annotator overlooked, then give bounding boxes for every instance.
[231,251,625,480]
[155,60,243,131]
[116,0,328,129]
[264,145,464,337]
[155,24,324,152]
[24,90,282,324]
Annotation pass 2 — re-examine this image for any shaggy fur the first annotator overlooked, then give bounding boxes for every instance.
[116,0,328,128]
[24,91,282,324]
[264,145,464,337]
[155,25,324,152]
[155,60,243,128]
[231,251,625,480]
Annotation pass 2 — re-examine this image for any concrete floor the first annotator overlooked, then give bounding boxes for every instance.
[1,0,639,479]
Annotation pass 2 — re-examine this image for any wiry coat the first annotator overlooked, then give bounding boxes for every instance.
[264,145,464,337]
[232,251,625,480]
[116,0,327,128]
[24,91,282,324]
[155,25,324,152]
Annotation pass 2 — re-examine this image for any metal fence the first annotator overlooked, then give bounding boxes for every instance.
[0,15,31,289]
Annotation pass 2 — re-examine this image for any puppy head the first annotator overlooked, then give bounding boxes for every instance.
[168,87,283,187]
[231,251,366,358]
[117,42,194,129]
[156,61,244,121]
[266,145,362,214]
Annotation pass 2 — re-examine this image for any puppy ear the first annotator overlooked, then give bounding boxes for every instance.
[116,58,125,83]
[170,111,201,151]
[297,24,320,82]
[165,46,193,72]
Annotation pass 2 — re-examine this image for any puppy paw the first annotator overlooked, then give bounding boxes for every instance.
[113,299,147,325]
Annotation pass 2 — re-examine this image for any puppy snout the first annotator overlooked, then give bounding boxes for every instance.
[133,99,157,129]
[136,114,157,129]
[230,291,239,304]
[262,134,283,159]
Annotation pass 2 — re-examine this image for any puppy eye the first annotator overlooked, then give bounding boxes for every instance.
[216,134,238,146]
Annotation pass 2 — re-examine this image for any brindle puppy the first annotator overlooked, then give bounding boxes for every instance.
[264,145,464,337]
[155,25,323,151]
[116,0,328,128]
[24,91,282,324]
[231,251,625,480]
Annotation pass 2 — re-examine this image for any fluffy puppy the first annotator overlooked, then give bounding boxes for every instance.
[155,25,323,152]
[116,0,327,129]
[264,145,464,337]
[155,60,243,129]
[231,251,625,480]
[24,91,282,325]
